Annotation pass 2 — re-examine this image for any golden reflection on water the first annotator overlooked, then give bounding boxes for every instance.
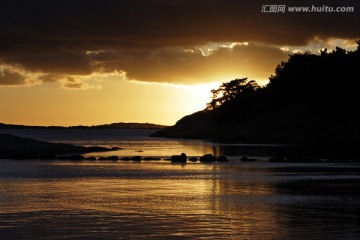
[84,140,221,158]
[4,161,359,239]
[211,164,279,237]
[0,162,281,238]
[1,165,217,215]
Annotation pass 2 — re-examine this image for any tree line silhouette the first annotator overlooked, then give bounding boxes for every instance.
[152,40,360,143]
[205,41,360,125]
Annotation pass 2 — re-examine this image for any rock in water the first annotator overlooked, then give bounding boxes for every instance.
[200,154,216,162]
[171,153,187,162]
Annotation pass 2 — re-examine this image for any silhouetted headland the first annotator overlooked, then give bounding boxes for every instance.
[0,133,118,160]
[151,41,360,147]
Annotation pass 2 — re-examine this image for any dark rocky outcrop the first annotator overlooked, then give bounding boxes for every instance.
[171,153,187,163]
[0,133,115,160]
[199,154,216,163]
[150,111,217,140]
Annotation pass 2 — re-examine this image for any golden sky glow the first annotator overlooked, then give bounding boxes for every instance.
[0,1,359,126]
[0,40,358,126]
[0,75,219,126]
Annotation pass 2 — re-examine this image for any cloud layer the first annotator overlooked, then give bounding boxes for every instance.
[0,0,359,86]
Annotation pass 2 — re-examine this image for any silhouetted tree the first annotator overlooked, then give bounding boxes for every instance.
[154,40,360,141]
[206,78,259,110]
[267,43,360,117]
[202,40,360,122]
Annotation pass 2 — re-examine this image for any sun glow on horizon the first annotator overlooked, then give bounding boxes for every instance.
[0,76,222,127]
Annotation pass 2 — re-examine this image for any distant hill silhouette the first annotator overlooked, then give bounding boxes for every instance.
[152,41,360,144]
[0,122,167,129]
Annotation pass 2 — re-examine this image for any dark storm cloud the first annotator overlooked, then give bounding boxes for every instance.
[1,0,357,47]
[0,0,359,85]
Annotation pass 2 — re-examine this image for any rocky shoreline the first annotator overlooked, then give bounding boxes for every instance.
[0,133,119,160]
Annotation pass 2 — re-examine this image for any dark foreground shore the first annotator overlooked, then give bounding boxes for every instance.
[0,133,118,159]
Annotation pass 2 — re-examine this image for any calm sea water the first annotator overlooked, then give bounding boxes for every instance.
[0,128,314,159]
[1,129,360,239]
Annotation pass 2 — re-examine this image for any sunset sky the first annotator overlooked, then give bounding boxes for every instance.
[0,0,359,126]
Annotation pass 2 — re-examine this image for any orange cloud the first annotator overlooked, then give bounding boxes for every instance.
[116,43,289,83]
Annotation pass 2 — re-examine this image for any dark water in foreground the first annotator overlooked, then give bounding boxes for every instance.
[1,160,360,239]
[1,129,360,239]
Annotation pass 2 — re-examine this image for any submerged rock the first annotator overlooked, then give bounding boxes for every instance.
[171,153,187,163]
[199,154,216,162]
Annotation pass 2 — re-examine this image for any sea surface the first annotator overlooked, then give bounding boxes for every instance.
[0,128,321,159]
[1,129,360,239]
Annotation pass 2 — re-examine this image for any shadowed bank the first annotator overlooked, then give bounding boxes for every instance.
[152,42,360,148]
